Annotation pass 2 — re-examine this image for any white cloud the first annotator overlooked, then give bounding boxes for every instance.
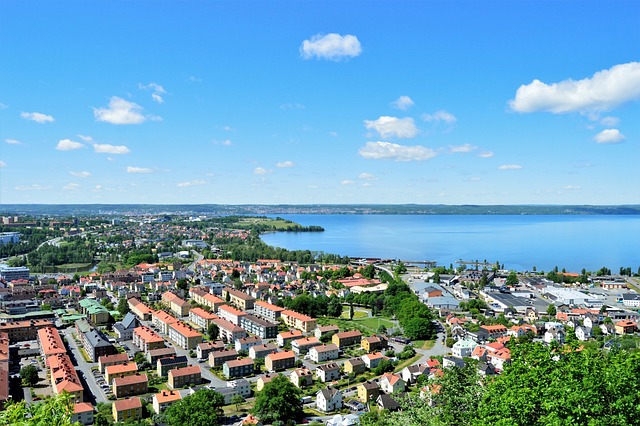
[93,97,147,124]
[213,139,232,146]
[77,134,93,142]
[563,185,581,190]
[56,139,84,151]
[0,160,6,168]
[341,180,355,185]
[300,33,362,61]
[253,167,272,175]
[15,184,51,191]
[127,166,152,174]
[594,128,625,144]
[509,62,640,113]
[63,183,81,191]
[280,103,305,110]
[177,179,206,187]
[449,144,477,153]
[364,116,418,139]
[599,116,620,126]
[93,143,131,154]
[188,75,202,83]
[139,83,166,104]
[359,141,438,162]
[467,177,482,182]
[20,111,54,123]
[498,164,523,170]
[5,138,21,145]
[422,110,457,124]
[358,172,376,180]
[69,171,91,178]
[276,161,295,168]
[329,131,338,137]
[478,151,494,158]
[391,96,414,111]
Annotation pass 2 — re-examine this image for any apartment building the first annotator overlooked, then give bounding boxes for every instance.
[112,373,148,398]
[212,318,247,343]
[168,365,201,389]
[189,287,226,311]
[168,321,203,350]
[265,350,295,372]
[221,287,256,310]
[153,390,182,414]
[316,363,340,383]
[0,319,53,342]
[235,336,262,352]
[112,397,142,423]
[105,362,138,383]
[217,304,247,326]
[223,358,254,379]
[249,343,278,360]
[291,336,322,355]
[239,314,278,339]
[209,349,239,368]
[277,330,303,347]
[157,356,188,377]
[128,298,153,321]
[188,307,218,329]
[152,310,178,334]
[132,326,165,353]
[309,343,339,363]
[48,354,83,402]
[196,340,224,360]
[332,330,363,349]
[146,347,176,365]
[162,291,191,317]
[281,310,317,333]
[254,300,285,322]
[98,353,129,373]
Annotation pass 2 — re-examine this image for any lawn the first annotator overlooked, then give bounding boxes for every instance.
[354,317,396,330]
[393,354,422,373]
[340,307,368,319]
[412,340,435,350]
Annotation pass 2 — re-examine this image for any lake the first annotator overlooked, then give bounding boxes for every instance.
[260,215,640,273]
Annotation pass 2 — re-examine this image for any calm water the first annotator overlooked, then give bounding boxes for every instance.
[260,215,640,272]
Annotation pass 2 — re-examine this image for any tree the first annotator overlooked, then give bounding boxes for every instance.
[505,271,518,286]
[327,297,342,318]
[20,364,39,386]
[176,278,189,291]
[403,317,435,340]
[164,388,224,426]
[546,304,557,317]
[231,393,245,411]
[207,323,220,341]
[252,374,303,423]
[0,391,80,426]
[117,297,130,316]
[349,303,355,320]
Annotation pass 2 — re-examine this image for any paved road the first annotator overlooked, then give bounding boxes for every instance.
[63,328,108,404]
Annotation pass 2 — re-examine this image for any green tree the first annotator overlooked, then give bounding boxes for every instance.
[207,323,220,341]
[117,297,130,316]
[349,303,355,320]
[0,391,80,426]
[164,388,224,426]
[231,393,245,411]
[403,317,435,340]
[327,297,343,318]
[20,364,39,386]
[176,278,189,291]
[505,271,518,286]
[252,374,303,424]
[546,304,557,317]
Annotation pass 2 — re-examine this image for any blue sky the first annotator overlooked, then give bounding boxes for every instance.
[1,1,638,205]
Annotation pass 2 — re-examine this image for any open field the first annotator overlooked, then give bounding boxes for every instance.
[354,317,396,330]
[236,217,299,230]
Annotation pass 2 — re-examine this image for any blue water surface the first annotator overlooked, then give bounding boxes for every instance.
[260,215,640,272]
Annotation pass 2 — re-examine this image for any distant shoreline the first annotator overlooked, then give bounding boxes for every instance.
[1,204,639,216]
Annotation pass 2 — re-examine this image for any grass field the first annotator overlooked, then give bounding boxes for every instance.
[412,340,436,350]
[393,354,422,373]
[340,307,368,319]
[354,317,396,330]
[236,217,298,230]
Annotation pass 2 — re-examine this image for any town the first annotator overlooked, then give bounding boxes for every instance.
[1,214,639,426]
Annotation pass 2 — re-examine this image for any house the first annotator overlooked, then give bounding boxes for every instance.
[147,347,176,365]
[309,343,339,363]
[98,353,129,374]
[168,365,201,389]
[332,330,363,349]
[478,325,508,341]
[442,356,465,369]
[112,397,142,423]
[325,414,361,426]
[361,352,387,370]
[452,339,477,358]
[188,307,218,330]
[615,320,637,335]
[153,390,182,413]
[361,335,388,353]
[277,330,303,347]
[249,343,278,360]
[223,358,254,379]
[133,326,165,353]
[316,363,341,383]
[235,336,263,352]
[71,402,94,425]
[486,347,511,372]
[314,325,339,340]
[197,340,225,360]
[575,325,592,341]
[291,336,322,355]
[112,373,148,398]
[376,394,401,411]
[113,312,140,341]
[213,318,247,344]
[316,387,342,412]
[227,378,251,398]
[82,329,117,362]
[217,304,248,326]
[343,357,366,375]
[507,324,537,339]
[290,367,313,388]
[105,362,138,383]
[157,356,188,377]
[209,349,239,368]
[544,327,566,344]
[401,363,430,385]
[222,287,256,310]
[600,322,616,335]
[162,291,191,317]
[256,373,277,391]
[379,373,405,394]
[357,380,380,403]
[254,300,285,322]
[265,350,295,371]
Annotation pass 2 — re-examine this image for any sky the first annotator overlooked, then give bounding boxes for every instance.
[1,0,639,205]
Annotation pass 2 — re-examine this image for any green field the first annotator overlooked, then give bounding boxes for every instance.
[355,317,396,330]
[236,217,298,230]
